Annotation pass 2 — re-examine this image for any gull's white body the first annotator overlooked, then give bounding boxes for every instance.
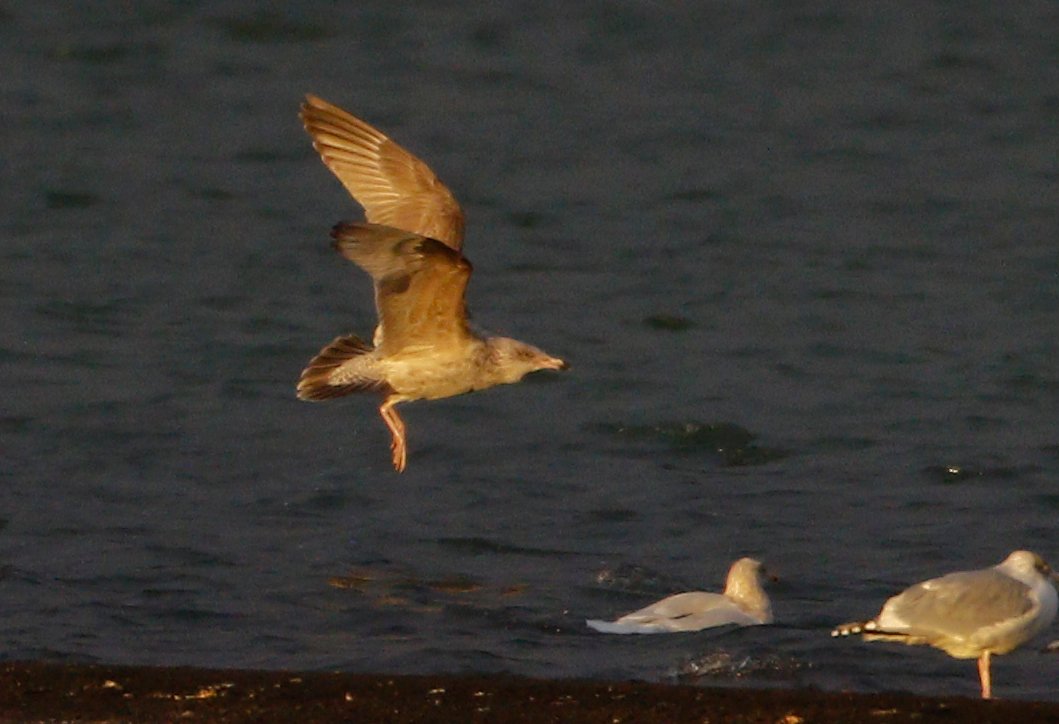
[832,550,1058,699]
[587,558,773,634]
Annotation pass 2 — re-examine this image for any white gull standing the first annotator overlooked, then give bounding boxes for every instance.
[832,549,1058,699]
[586,558,774,634]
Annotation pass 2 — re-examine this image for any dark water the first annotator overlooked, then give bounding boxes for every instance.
[3,1,1058,702]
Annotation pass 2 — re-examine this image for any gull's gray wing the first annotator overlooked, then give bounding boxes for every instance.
[616,592,759,630]
[879,569,1033,639]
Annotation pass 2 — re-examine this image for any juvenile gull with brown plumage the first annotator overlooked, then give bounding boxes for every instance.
[296,95,567,472]
[832,550,1058,699]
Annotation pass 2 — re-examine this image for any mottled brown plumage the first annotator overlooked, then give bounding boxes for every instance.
[297,96,566,472]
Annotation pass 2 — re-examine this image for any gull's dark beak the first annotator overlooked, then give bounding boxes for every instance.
[544,356,569,371]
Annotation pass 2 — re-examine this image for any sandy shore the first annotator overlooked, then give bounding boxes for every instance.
[2,661,1058,723]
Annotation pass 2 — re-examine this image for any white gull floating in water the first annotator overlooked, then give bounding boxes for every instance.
[832,549,1058,699]
[586,557,773,634]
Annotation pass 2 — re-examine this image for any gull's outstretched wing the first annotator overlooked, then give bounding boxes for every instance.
[301,95,465,250]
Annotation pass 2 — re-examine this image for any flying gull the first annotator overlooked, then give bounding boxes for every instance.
[832,549,1058,699]
[587,557,774,634]
[296,95,567,472]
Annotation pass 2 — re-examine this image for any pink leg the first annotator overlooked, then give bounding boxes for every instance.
[379,399,407,473]
[978,651,991,699]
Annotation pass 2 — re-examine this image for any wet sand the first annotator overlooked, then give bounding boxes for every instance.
[2,662,1058,723]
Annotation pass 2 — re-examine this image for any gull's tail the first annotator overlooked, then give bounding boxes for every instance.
[297,334,387,400]
[832,619,910,643]
[831,620,875,637]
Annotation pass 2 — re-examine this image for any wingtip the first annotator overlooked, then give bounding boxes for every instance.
[300,93,343,132]
[300,94,319,124]
[832,620,872,637]
[329,221,382,254]
[302,92,328,110]
[331,220,358,239]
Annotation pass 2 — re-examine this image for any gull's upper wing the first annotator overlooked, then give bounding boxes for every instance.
[330,222,472,353]
[601,592,757,632]
[878,569,1034,639]
[301,94,465,250]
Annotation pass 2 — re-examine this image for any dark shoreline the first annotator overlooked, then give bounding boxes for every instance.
[2,661,1058,723]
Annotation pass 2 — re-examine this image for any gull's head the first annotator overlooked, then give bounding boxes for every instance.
[725,558,773,592]
[999,550,1055,584]
[485,337,568,385]
[724,557,774,623]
